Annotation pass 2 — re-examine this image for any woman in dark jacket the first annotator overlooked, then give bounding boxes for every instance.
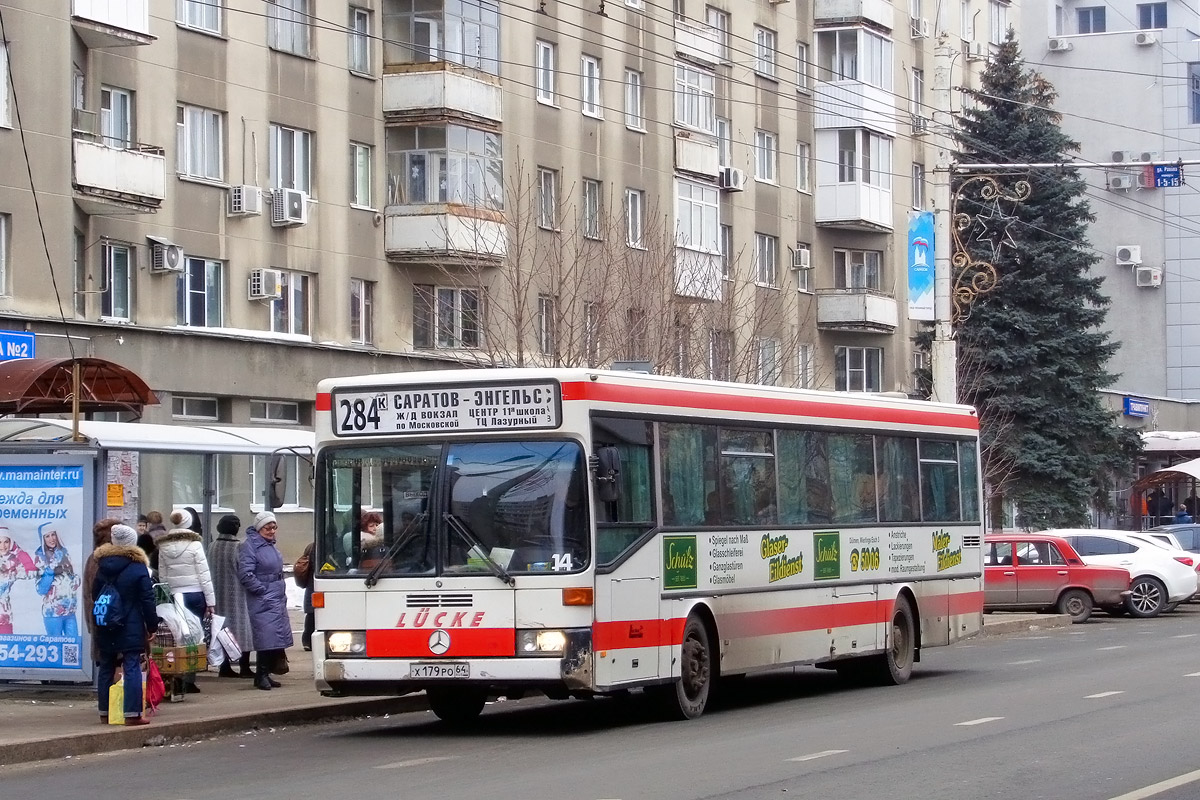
[238,511,293,690]
[92,524,158,725]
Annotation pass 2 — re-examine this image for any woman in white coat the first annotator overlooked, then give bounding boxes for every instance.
[157,508,216,692]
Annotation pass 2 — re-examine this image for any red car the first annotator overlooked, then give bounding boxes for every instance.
[984,533,1131,623]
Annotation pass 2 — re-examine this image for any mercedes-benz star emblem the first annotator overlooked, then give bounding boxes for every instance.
[428,629,451,655]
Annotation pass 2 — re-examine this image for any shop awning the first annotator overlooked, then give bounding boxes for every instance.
[0,418,313,455]
[1134,457,1200,490]
[0,357,158,415]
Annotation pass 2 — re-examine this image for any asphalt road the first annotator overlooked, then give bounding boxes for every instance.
[4,608,1200,800]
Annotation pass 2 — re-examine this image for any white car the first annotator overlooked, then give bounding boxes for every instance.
[1044,529,1199,618]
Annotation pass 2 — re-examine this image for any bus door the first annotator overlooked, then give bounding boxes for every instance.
[598,573,661,685]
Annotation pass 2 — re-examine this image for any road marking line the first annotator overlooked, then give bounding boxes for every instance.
[1096,645,1127,651]
[1185,672,1200,677]
[1085,691,1125,699]
[954,717,1004,726]
[1106,767,1200,800]
[1007,659,1041,665]
[787,750,849,762]
[1018,636,1051,640]
[376,756,459,770]
[1172,633,1198,639]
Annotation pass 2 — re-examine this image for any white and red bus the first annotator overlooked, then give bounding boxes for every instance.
[311,369,983,722]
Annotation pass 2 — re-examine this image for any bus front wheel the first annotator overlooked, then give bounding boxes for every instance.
[666,615,713,720]
[427,686,487,725]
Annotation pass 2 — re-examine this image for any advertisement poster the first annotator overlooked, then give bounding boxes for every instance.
[907,211,936,321]
[0,457,93,679]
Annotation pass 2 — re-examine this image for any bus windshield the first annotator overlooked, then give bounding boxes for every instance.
[319,440,589,577]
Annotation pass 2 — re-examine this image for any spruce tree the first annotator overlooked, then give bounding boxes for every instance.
[954,33,1141,530]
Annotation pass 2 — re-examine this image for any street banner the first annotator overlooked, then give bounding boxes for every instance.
[908,211,936,321]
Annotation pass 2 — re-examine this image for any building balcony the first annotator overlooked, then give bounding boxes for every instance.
[675,132,719,179]
[816,288,898,333]
[71,0,154,47]
[72,137,165,214]
[384,206,506,265]
[814,181,892,231]
[383,63,502,126]
[674,248,722,301]
[814,82,896,136]
[813,0,894,31]
[675,20,723,66]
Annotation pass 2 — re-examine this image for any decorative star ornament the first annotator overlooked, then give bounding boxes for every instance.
[973,200,1018,260]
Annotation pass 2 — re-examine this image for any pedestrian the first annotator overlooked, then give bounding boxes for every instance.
[157,509,215,693]
[0,527,35,635]
[207,514,253,678]
[238,511,293,691]
[93,523,158,726]
[82,518,120,663]
[294,540,314,651]
[34,523,81,637]
[142,510,167,574]
[1174,504,1194,524]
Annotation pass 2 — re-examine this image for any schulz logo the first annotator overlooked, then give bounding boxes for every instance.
[428,629,452,655]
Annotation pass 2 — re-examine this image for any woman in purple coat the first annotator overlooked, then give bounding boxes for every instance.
[237,511,293,691]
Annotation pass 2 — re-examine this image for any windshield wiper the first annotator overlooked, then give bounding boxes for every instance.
[442,513,516,587]
[364,512,427,587]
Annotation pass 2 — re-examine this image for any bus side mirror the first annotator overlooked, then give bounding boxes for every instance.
[592,446,621,504]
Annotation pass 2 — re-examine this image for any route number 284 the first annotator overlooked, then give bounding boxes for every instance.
[338,397,382,433]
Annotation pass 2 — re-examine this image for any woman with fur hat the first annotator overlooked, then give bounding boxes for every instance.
[93,524,158,725]
[82,519,120,660]
[207,514,253,677]
[237,511,293,690]
[157,508,216,693]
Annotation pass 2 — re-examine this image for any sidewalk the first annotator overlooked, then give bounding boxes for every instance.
[0,611,1069,767]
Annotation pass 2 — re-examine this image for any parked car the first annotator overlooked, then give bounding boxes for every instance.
[1148,523,1200,554]
[1129,529,1200,607]
[1047,529,1200,618]
[984,533,1131,622]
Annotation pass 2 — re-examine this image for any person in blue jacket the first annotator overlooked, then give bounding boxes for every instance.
[238,511,293,691]
[92,524,158,725]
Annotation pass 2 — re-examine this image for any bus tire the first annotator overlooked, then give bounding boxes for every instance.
[666,615,713,720]
[427,687,487,725]
[869,596,915,686]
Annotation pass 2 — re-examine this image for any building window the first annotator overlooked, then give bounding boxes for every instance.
[626,0,643,7]
[719,223,732,279]
[961,0,974,40]
[177,257,223,327]
[581,55,602,117]
[798,343,814,389]
[912,163,925,208]
[796,142,810,192]
[706,7,730,60]
[834,248,882,290]
[1138,3,1166,29]
[795,243,811,292]
[269,124,312,192]
[1077,6,1105,34]
[988,0,1008,44]
[386,125,503,208]
[0,44,10,128]
[625,188,645,248]
[911,68,924,116]
[1191,64,1200,124]
[837,129,893,188]
[708,328,733,381]
[754,26,778,78]
[675,178,719,253]
[755,130,778,183]
[675,62,716,134]
[101,243,131,320]
[270,271,310,335]
[537,294,557,357]
[350,142,372,207]
[757,338,781,386]
[538,167,558,230]
[74,230,85,316]
[414,285,482,349]
[250,400,300,424]
[836,346,882,392]
[716,117,732,166]
[177,0,222,34]
[816,29,894,89]
[100,86,132,149]
[350,277,374,345]
[796,42,809,91]
[349,7,372,73]
[582,178,602,240]
[382,0,499,73]
[535,40,557,104]
[173,396,219,420]
[625,69,644,130]
[268,0,312,57]
[176,105,223,181]
[755,233,778,287]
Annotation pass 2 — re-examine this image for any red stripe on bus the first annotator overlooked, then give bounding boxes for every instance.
[948,590,984,616]
[561,381,978,431]
[315,392,331,411]
[366,628,515,658]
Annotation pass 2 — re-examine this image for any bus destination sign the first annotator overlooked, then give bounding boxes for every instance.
[332,382,561,436]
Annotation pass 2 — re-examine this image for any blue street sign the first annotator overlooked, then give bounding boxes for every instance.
[1153,164,1181,188]
[1124,397,1150,418]
[0,330,35,361]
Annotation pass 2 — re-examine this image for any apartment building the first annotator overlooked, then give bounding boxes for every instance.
[0,1,1002,440]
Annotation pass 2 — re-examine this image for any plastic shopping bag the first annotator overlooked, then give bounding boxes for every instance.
[108,678,125,725]
[215,627,242,661]
[172,595,204,645]
[208,635,227,669]
[145,660,165,714]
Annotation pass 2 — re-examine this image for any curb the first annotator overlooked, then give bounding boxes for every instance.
[0,695,429,767]
[979,614,1074,637]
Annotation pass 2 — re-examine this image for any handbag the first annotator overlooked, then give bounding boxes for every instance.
[215,627,242,660]
[145,659,165,715]
[293,545,313,589]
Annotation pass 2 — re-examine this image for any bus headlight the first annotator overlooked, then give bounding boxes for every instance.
[326,631,367,656]
[517,629,568,656]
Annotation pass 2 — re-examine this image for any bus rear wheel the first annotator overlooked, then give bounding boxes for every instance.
[665,615,713,720]
[427,687,487,725]
[868,597,915,685]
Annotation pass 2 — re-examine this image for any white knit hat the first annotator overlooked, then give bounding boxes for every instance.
[254,511,277,530]
[111,524,138,547]
[171,508,194,529]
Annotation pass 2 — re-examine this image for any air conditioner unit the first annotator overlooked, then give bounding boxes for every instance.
[792,247,811,270]
[248,268,284,301]
[1047,37,1073,52]
[1139,150,1159,163]
[965,41,987,61]
[1109,174,1136,190]
[1136,265,1163,288]
[228,185,263,216]
[148,239,185,273]
[718,166,747,192]
[911,18,930,39]
[911,115,929,135]
[1116,245,1142,265]
[1111,150,1134,163]
[271,188,309,227]
[1135,31,1157,46]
